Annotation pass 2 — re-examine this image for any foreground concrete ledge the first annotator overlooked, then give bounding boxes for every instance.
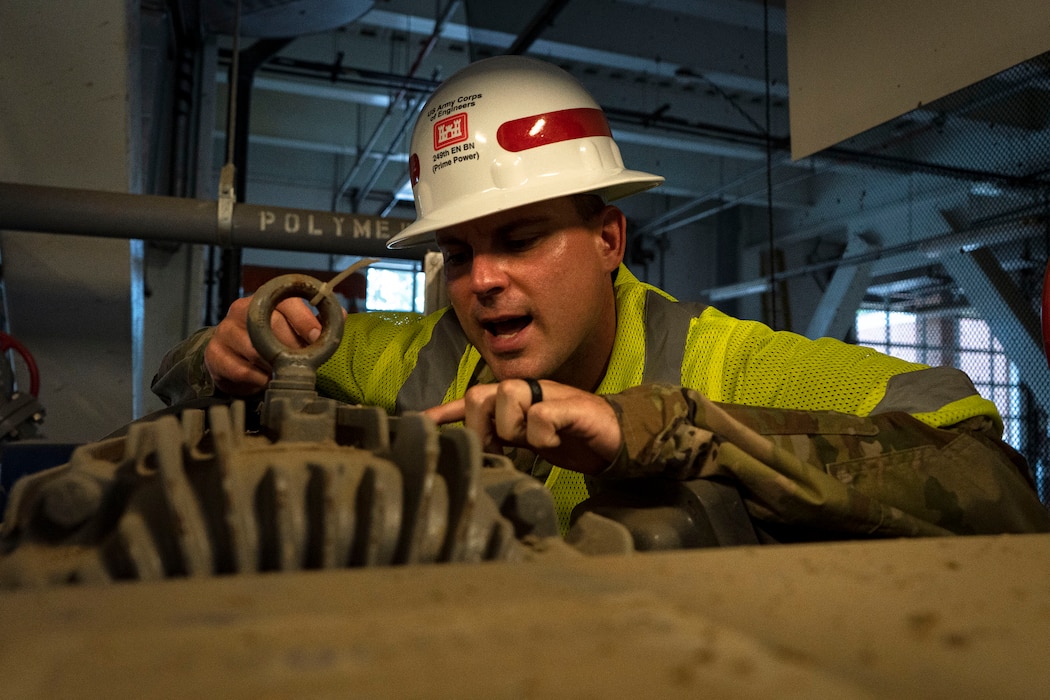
[1,533,1047,698]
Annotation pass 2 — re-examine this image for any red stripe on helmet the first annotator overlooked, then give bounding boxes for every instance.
[409,153,420,186]
[496,107,611,153]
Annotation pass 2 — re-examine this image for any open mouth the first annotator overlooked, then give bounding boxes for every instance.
[483,315,532,338]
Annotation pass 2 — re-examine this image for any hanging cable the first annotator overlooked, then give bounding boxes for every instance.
[763,0,777,329]
[223,0,241,170]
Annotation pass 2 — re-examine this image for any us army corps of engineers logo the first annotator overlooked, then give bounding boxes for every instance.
[430,112,480,175]
[434,113,468,150]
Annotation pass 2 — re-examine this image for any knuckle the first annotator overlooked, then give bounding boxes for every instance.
[227,297,251,317]
[463,384,491,405]
[496,379,524,402]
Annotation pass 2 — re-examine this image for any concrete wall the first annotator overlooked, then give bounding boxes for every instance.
[0,0,137,441]
[787,0,1050,158]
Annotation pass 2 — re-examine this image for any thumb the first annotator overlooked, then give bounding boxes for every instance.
[526,398,622,473]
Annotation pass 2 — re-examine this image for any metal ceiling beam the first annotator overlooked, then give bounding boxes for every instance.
[703,219,1046,302]
[334,0,462,210]
[805,233,877,340]
[217,73,395,107]
[223,130,406,158]
[504,0,573,55]
[616,0,787,34]
[358,8,789,98]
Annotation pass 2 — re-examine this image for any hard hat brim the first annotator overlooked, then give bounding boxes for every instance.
[387,170,664,250]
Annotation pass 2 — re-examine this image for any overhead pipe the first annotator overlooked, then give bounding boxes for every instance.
[243,53,440,97]
[352,96,428,211]
[335,0,461,210]
[636,154,794,237]
[503,0,573,56]
[0,182,423,261]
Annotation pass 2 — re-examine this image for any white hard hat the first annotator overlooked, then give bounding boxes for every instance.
[387,55,664,249]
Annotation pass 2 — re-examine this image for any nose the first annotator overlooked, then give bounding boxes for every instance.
[469,251,508,297]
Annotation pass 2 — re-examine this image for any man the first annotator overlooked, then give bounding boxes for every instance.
[155,56,1049,537]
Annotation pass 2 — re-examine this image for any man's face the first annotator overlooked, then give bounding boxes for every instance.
[436,196,624,390]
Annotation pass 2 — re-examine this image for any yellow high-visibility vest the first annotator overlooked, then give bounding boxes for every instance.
[317,266,1001,531]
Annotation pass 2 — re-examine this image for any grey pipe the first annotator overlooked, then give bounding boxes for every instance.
[0,182,425,260]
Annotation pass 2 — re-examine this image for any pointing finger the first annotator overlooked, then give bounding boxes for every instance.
[422,398,466,425]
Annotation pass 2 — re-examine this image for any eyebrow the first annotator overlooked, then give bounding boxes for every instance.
[494,216,550,237]
[436,215,553,246]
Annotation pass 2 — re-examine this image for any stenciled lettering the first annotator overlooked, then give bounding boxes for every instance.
[255,209,402,241]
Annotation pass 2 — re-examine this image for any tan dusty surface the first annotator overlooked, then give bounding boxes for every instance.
[1,533,1047,698]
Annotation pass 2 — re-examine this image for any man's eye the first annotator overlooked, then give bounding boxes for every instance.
[443,250,470,266]
[506,235,539,251]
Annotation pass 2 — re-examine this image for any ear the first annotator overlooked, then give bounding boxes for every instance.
[596,205,627,273]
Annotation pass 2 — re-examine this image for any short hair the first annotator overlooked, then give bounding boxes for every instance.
[571,193,606,223]
[568,193,621,284]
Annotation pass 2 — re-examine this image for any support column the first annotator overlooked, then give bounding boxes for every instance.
[0,0,136,441]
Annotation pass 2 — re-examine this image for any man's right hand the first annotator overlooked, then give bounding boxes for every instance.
[423,379,622,475]
[203,296,324,396]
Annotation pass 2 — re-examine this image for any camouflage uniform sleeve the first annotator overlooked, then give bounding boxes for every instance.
[150,327,221,406]
[601,383,1050,537]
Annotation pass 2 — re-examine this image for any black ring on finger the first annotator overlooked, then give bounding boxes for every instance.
[524,378,543,405]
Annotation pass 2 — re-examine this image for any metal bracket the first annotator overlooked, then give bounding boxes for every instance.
[216,162,236,248]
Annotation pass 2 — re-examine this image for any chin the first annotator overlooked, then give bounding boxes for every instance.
[489,359,547,382]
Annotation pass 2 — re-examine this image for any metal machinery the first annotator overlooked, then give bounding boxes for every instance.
[0,331,44,442]
[0,273,756,586]
[0,274,557,585]
[0,273,1048,697]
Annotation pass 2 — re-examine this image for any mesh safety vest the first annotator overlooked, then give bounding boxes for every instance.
[317,266,1002,532]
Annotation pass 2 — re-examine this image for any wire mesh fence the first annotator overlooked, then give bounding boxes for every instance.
[796,52,1050,503]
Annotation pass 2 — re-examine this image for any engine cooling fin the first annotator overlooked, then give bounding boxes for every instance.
[0,401,561,588]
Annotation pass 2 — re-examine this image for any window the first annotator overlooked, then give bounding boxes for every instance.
[855,309,1023,448]
[365,261,425,313]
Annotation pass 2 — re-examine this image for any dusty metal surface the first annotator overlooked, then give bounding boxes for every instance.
[0,533,1047,698]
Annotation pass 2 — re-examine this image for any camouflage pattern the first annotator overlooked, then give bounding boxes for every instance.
[602,383,1050,538]
[153,330,1050,540]
[151,327,218,406]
